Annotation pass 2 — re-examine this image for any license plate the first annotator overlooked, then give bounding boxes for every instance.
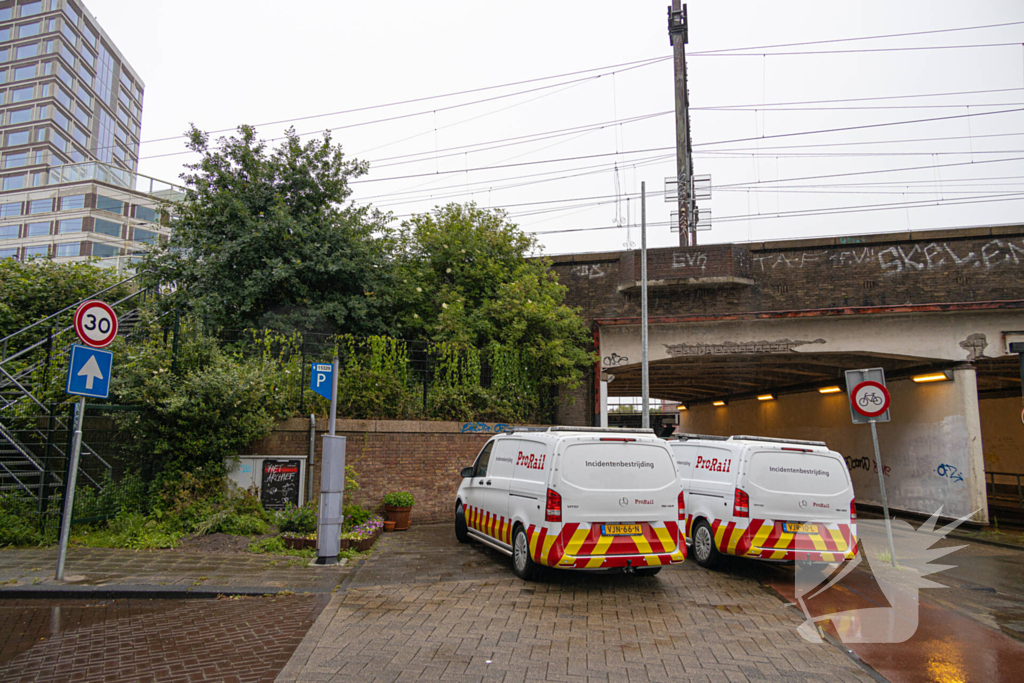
[783,522,819,534]
[602,523,642,536]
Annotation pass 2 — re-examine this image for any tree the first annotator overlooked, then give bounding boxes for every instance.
[0,258,132,340]
[389,203,593,414]
[144,125,393,336]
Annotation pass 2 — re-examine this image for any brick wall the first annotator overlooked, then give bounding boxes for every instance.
[551,225,1024,322]
[246,419,494,525]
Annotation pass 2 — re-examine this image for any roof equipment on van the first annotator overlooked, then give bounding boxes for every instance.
[600,437,636,442]
[547,426,655,434]
[674,433,729,441]
[729,435,827,447]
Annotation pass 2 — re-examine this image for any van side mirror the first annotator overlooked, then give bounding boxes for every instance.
[460,466,474,478]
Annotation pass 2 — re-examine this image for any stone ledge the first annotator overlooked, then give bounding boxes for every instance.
[616,276,755,293]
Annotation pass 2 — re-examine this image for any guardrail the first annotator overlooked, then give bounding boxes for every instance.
[986,470,1024,508]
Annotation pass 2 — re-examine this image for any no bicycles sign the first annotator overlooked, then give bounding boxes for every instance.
[851,380,891,418]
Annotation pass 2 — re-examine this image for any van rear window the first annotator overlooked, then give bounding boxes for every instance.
[560,443,674,491]
[747,451,848,495]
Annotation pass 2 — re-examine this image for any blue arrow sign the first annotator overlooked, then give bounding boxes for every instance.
[66,344,113,399]
[310,362,334,400]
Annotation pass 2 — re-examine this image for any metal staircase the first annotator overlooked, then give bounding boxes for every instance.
[0,272,154,503]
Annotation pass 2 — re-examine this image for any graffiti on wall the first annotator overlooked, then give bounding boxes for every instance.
[569,264,605,279]
[936,463,964,483]
[663,338,826,357]
[460,422,512,434]
[672,252,708,271]
[749,238,1024,277]
[845,455,891,477]
[602,353,630,366]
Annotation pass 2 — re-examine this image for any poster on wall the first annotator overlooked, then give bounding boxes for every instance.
[261,459,301,511]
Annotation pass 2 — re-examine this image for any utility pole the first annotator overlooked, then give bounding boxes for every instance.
[641,182,649,430]
[668,2,694,246]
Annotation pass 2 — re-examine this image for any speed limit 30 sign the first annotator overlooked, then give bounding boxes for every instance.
[73,300,119,348]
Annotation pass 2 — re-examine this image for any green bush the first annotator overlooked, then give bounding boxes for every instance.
[246,535,315,558]
[343,504,373,530]
[382,491,415,507]
[276,502,317,534]
[106,513,182,550]
[0,495,44,547]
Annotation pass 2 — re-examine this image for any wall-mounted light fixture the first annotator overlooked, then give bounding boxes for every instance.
[757,394,775,401]
[713,400,726,407]
[818,386,842,394]
[912,370,954,383]
[677,404,687,411]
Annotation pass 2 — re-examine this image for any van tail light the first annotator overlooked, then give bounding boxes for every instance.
[850,498,857,522]
[545,488,562,522]
[678,490,686,520]
[733,488,749,518]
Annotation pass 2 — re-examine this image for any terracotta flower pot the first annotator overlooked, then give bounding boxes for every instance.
[384,505,412,531]
[384,520,396,532]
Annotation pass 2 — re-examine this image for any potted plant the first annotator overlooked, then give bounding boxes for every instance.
[382,491,415,531]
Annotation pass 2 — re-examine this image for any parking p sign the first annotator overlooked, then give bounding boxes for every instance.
[310,363,334,400]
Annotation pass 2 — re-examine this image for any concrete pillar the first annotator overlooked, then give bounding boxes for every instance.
[600,380,609,428]
[953,364,989,524]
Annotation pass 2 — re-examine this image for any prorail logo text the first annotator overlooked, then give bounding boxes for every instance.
[695,455,732,473]
[516,451,546,470]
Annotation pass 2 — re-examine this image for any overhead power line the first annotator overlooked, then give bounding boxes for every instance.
[691,42,1024,57]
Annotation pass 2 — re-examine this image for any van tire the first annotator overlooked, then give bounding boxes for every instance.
[692,520,721,569]
[455,502,470,544]
[511,525,538,580]
[635,567,662,577]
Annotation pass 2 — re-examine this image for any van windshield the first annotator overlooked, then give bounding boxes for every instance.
[747,451,848,495]
[560,443,674,491]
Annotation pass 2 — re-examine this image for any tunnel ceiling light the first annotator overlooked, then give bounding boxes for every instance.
[912,371,953,383]
[757,394,775,401]
[818,386,842,394]
[713,400,727,407]
[677,404,687,411]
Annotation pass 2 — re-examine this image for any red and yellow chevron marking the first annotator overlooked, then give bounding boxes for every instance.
[465,505,513,545]
[690,516,858,563]
[525,521,685,569]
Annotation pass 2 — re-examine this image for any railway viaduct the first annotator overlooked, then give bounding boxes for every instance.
[548,224,1024,524]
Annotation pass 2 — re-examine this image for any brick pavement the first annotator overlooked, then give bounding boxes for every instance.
[0,594,328,683]
[277,524,875,682]
[0,547,352,595]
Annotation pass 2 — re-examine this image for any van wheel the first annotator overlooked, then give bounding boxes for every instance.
[512,526,538,580]
[635,567,662,577]
[455,502,470,544]
[692,520,721,569]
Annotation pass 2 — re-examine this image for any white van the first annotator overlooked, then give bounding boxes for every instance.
[669,434,858,568]
[455,427,686,579]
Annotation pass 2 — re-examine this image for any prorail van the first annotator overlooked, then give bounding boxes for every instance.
[455,427,686,580]
[669,434,858,568]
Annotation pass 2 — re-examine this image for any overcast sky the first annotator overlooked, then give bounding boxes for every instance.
[86,0,1024,254]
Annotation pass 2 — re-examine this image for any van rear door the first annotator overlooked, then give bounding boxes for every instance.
[744,448,851,523]
[555,439,679,556]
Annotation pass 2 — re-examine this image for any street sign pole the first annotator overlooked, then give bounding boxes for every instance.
[329,356,338,437]
[869,419,897,568]
[55,395,85,581]
[640,181,650,430]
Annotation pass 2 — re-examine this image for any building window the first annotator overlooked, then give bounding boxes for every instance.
[2,175,25,190]
[61,194,85,210]
[0,9,11,22]
[60,21,74,45]
[31,171,45,187]
[72,105,87,125]
[51,129,67,151]
[78,43,93,67]
[9,107,31,124]
[58,217,82,233]
[91,242,117,258]
[18,22,39,38]
[56,86,70,109]
[96,196,123,215]
[133,228,157,244]
[0,28,10,42]
[28,198,51,214]
[55,242,79,257]
[0,248,17,259]
[56,63,70,86]
[0,48,8,63]
[93,218,120,237]
[13,64,34,80]
[0,225,18,240]
[21,2,43,17]
[5,152,28,168]
[69,148,84,162]
[53,109,67,129]
[64,3,78,26]
[80,21,95,47]
[15,43,38,60]
[75,84,90,106]
[96,109,114,163]
[26,221,48,236]
[12,85,33,102]
[0,202,21,218]
[59,43,74,66]
[24,244,48,258]
[7,130,29,145]
[71,125,86,146]
[134,205,158,223]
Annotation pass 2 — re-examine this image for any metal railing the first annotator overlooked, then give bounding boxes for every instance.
[986,470,1024,508]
